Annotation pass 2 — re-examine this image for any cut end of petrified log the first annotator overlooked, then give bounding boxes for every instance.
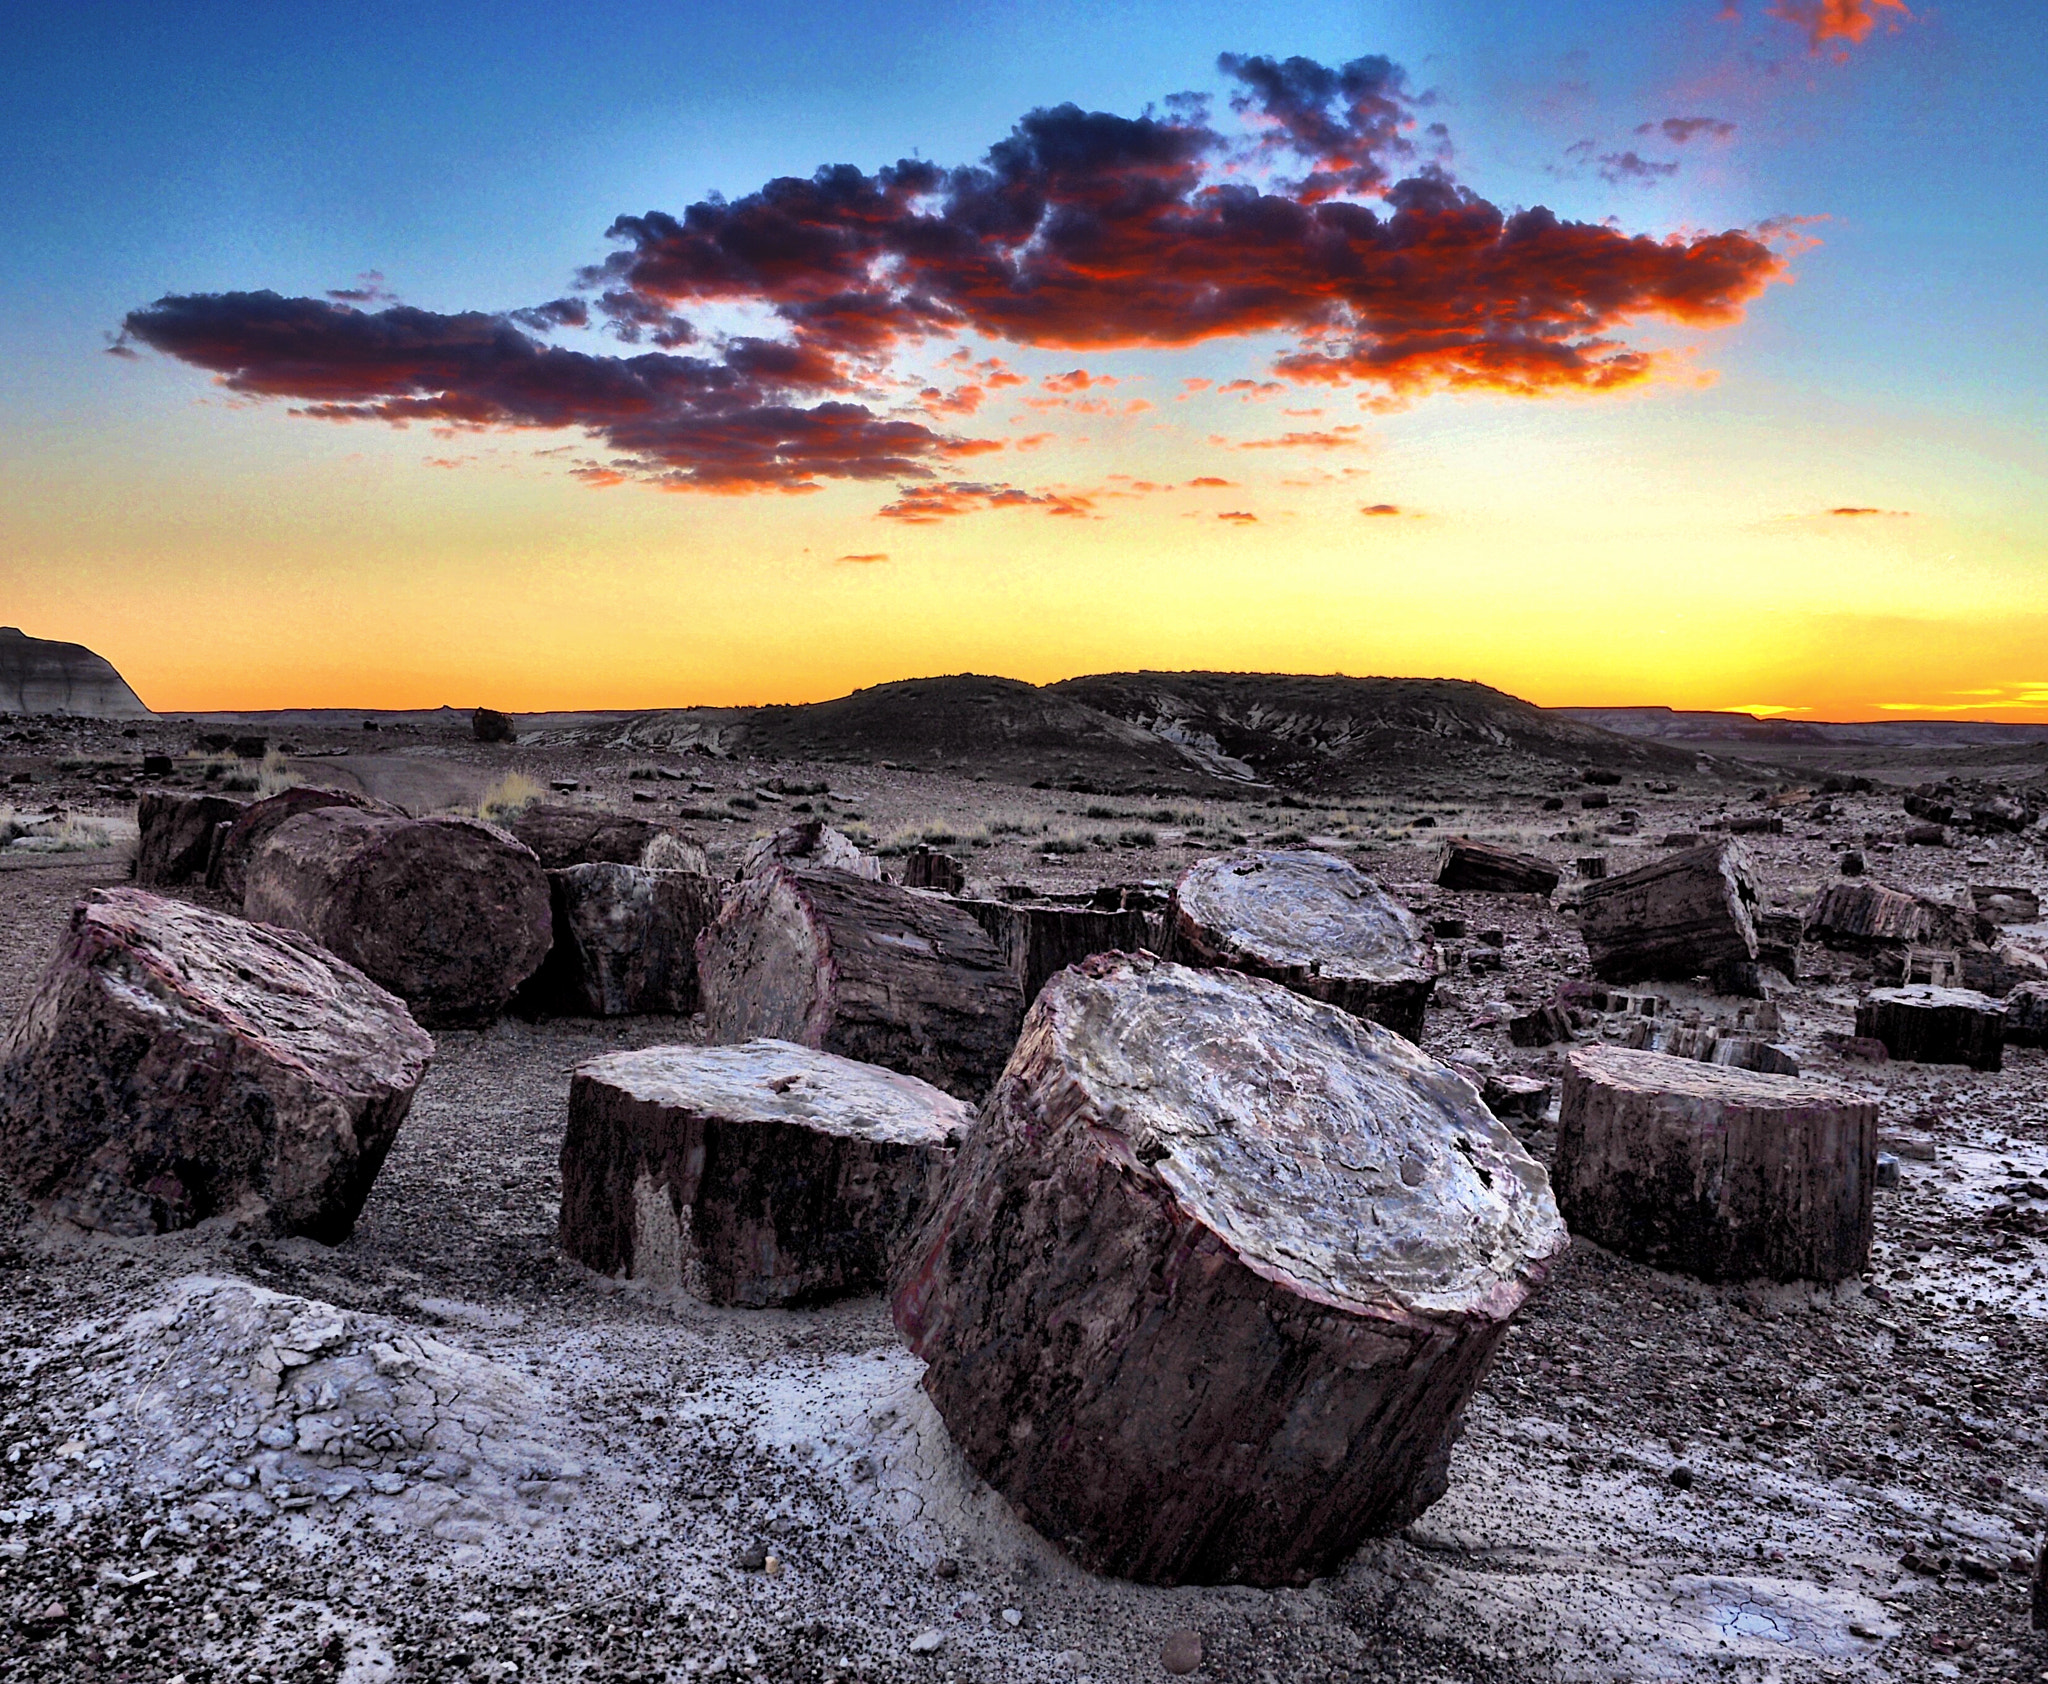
[1165,850,1437,1039]
[740,821,881,881]
[1856,985,2006,1072]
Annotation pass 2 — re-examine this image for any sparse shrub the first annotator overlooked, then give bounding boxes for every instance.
[767,779,828,796]
[1117,827,1158,848]
[1084,804,1120,820]
[984,815,1041,836]
[1040,831,1090,855]
[727,795,759,812]
[840,822,874,848]
[256,748,303,798]
[918,822,960,846]
[1273,828,1310,846]
[477,771,544,822]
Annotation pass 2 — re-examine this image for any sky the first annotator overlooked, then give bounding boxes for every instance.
[3,0,2044,719]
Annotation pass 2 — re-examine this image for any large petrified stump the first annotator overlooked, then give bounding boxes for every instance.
[133,791,244,888]
[1577,841,1758,985]
[505,803,680,869]
[696,866,1023,1100]
[1434,837,1561,896]
[0,889,431,1241]
[244,808,552,1028]
[560,1040,972,1307]
[891,953,1567,1586]
[1855,986,2005,1072]
[957,898,1151,1004]
[1163,850,1438,1039]
[521,864,720,1016]
[206,785,397,901]
[1555,1046,1876,1283]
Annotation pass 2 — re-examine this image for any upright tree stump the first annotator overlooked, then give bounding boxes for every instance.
[1555,1046,1877,1283]
[133,791,244,888]
[1577,840,1758,984]
[696,865,1024,1100]
[559,1040,972,1307]
[0,889,430,1241]
[891,953,1568,1586]
[900,845,966,893]
[1433,837,1562,895]
[956,898,1151,1004]
[1164,850,1438,1039]
[244,808,552,1027]
[1855,986,2005,1072]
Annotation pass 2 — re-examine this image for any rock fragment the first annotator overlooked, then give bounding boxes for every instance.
[739,819,882,881]
[560,1041,971,1307]
[472,707,516,743]
[900,845,966,893]
[133,791,244,888]
[1577,841,1758,985]
[519,863,720,1017]
[0,888,430,1240]
[1164,850,1438,1039]
[2008,982,2048,1049]
[956,898,1150,1005]
[505,803,686,870]
[245,808,552,1027]
[1433,837,1561,895]
[891,953,1567,1586]
[1855,986,2006,1072]
[697,865,1023,1099]
[207,785,398,901]
[1555,1045,1877,1284]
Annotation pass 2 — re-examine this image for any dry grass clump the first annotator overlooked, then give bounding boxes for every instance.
[256,748,303,798]
[2,809,118,853]
[477,771,544,822]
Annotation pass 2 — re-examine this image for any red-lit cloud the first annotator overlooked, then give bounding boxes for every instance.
[1218,510,1260,524]
[1826,505,1910,516]
[875,482,1096,523]
[121,52,1787,509]
[1760,0,1911,55]
[1360,502,1402,515]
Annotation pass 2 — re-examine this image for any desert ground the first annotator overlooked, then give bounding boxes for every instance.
[3,688,2048,1683]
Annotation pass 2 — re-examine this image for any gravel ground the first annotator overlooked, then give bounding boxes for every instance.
[4,751,2048,1682]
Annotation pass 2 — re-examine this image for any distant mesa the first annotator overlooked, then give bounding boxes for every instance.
[0,627,152,718]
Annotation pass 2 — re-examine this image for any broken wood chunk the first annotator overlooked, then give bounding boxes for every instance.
[133,791,244,888]
[955,898,1151,1005]
[1164,850,1437,1039]
[899,845,966,893]
[2007,983,2048,1049]
[739,820,882,881]
[1855,986,2005,1072]
[891,952,1567,1586]
[1577,841,1758,985]
[519,864,721,1017]
[1556,1045,1876,1284]
[1433,838,1561,896]
[560,1040,971,1307]
[696,865,1024,1100]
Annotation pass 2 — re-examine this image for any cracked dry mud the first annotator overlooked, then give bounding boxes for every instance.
[3,755,2048,1681]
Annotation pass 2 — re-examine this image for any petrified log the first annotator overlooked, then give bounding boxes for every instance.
[1754,910,1804,981]
[244,808,552,1028]
[640,831,710,875]
[207,785,396,901]
[1164,850,1438,1039]
[696,866,1023,1100]
[1509,1004,1573,1048]
[956,898,1151,1004]
[559,1040,972,1307]
[739,819,882,881]
[2008,983,2048,1049]
[900,845,966,893]
[472,706,516,743]
[1555,1046,1876,1284]
[1972,885,2041,925]
[1577,841,1757,985]
[1958,941,2048,998]
[133,791,244,888]
[0,889,430,1241]
[1576,856,1608,881]
[520,864,720,1017]
[1855,986,2005,1072]
[891,953,1567,1586]
[1902,822,1948,847]
[1804,881,1943,951]
[505,802,679,870]
[1432,837,1561,896]
[1483,1073,1552,1120]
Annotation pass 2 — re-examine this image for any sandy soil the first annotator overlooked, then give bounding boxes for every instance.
[3,740,2048,1682]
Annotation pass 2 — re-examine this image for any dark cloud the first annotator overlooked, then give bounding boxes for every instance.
[1597,150,1682,186]
[1638,117,1737,144]
[122,52,1787,502]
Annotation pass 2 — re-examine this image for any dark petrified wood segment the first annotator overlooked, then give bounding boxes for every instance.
[1555,1045,1876,1284]
[695,866,1023,1100]
[0,889,430,1242]
[1577,841,1758,985]
[1434,837,1562,895]
[956,898,1151,1004]
[519,864,721,1017]
[891,953,1567,1587]
[1164,850,1438,1039]
[244,808,552,1028]
[505,803,684,870]
[560,1040,972,1307]
[1855,986,2005,1072]
[133,791,245,888]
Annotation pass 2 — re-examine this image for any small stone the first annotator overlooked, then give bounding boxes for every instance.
[933,1557,960,1580]
[734,1543,768,1571]
[1160,1628,1203,1675]
[908,1627,946,1655]
[1001,1607,1023,1628]
[1667,1465,1695,1490]
[763,1553,782,1576]
[1874,1152,1900,1189]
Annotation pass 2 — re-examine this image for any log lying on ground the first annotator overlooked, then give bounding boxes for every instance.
[559,1040,972,1307]
[1972,885,2041,925]
[1555,1045,1876,1283]
[1805,881,1932,949]
[505,803,683,870]
[1958,941,2048,998]
[739,819,882,881]
[696,866,1023,1100]
[133,791,244,888]
[207,785,397,901]
[520,864,720,1017]
[1577,841,1758,985]
[892,954,1566,1586]
[245,809,552,1028]
[957,898,1151,1005]
[2008,983,2048,1049]
[0,889,430,1241]
[1164,850,1438,1039]
[900,845,966,893]
[1855,986,2005,1072]
[1434,837,1562,896]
